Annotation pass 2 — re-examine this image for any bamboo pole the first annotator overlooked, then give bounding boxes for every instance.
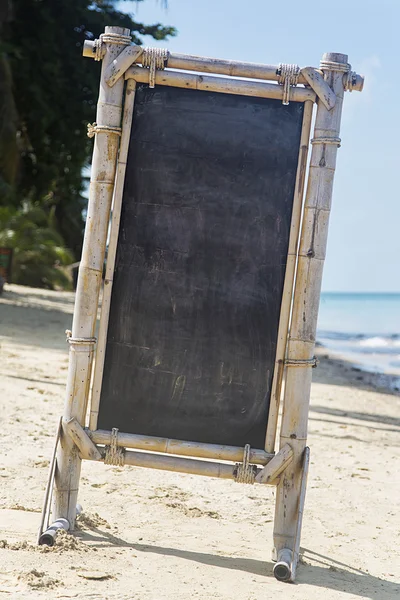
[301,67,336,110]
[37,417,62,544]
[272,448,309,581]
[86,448,264,482]
[98,43,364,95]
[264,99,313,454]
[65,418,102,461]
[125,66,316,103]
[89,78,137,431]
[290,446,310,581]
[106,46,143,87]
[89,429,273,465]
[272,53,349,579]
[52,26,131,529]
[255,443,293,484]
[84,40,308,85]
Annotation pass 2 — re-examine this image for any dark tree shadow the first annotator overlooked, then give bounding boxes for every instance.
[75,525,400,599]
[0,288,100,352]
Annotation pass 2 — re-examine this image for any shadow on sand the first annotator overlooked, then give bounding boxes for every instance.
[76,525,400,599]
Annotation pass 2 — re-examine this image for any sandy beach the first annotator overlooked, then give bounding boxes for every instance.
[0,284,399,599]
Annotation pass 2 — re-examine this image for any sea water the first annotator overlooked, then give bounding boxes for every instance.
[317,293,400,376]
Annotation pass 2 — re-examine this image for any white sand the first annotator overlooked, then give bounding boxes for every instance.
[1,284,399,599]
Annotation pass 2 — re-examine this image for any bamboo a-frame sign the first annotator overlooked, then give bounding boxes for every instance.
[39,26,364,582]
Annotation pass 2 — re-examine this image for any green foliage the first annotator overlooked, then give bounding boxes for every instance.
[0,204,74,289]
[0,0,175,288]
[0,54,19,202]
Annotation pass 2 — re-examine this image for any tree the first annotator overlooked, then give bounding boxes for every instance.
[0,1,175,288]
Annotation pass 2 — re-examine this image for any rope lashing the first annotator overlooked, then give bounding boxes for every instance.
[285,357,319,368]
[141,47,169,88]
[343,69,357,92]
[104,428,125,466]
[93,38,104,62]
[91,32,132,62]
[234,444,258,484]
[100,32,132,46]
[87,123,122,139]
[319,59,351,73]
[65,329,97,346]
[311,137,341,147]
[277,63,300,105]
[320,58,357,93]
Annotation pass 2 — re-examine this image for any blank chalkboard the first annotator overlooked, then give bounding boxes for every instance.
[97,84,303,448]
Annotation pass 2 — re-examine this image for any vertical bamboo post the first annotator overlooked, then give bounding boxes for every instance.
[265,100,313,454]
[89,78,137,431]
[272,53,348,578]
[52,26,131,528]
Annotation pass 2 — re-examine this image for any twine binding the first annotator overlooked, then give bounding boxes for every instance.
[142,47,169,88]
[285,357,319,368]
[104,428,125,466]
[87,123,122,139]
[278,64,300,105]
[234,444,257,484]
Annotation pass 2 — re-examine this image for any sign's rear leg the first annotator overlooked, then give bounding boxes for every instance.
[273,446,310,582]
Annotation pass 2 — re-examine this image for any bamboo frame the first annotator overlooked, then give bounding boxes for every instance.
[89,429,273,465]
[44,29,363,582]
[125,65,316,103]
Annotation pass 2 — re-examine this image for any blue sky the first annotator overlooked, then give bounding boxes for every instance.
[117,0,399,292]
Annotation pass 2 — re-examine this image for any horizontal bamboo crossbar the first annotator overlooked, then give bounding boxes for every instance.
[165,53,307,83]
[89,429,273,465]
[118,450,236,478]
[88,40,363,98]
[85,448,278,483]
[125,66,316,103]
[96,43,308,85]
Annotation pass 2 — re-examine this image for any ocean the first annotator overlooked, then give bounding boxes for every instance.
[317,293,400,377]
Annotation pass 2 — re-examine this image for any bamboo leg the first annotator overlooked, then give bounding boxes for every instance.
[37,417,62,543]
[52,26,131,529]
[290,446,310,581]
[272,53,348,580]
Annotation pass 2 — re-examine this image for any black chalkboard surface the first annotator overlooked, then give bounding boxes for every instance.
[97,84,303,448]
